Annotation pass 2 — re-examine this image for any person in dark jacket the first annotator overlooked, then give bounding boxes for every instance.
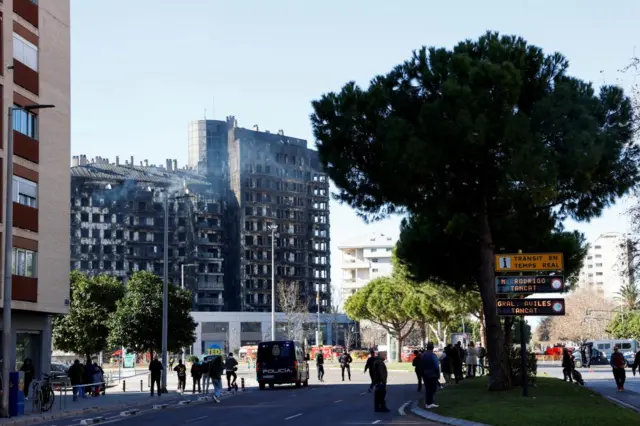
[224,353,238,391]
[68,359,84,401]
[315,351,325,382]
[148,356,163,397]
[191,357,202,394]
[20,358,35,399]
[610,346,626,392]
[412,350,423,392]
[633,350,640,376]
[209,356,223,402]
[422,342,441,409]
[339,351,353,381]
[562,348,574,382]
[373,351,389,413]
[440,345,454,385]
[452,342,463,383]
[364,349,377,392]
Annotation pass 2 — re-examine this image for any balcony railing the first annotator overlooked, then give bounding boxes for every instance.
[199,297,223,305]
[197,282,224,290]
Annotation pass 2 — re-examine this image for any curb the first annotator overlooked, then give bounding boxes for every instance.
[411,404,491,426]
[603,396,640,414]
[119,409,139,416]
[152,404,169,410]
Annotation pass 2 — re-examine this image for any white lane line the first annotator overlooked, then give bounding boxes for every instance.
[360,391,366,395]
[184,416,208,423]
[372,421,381,424]
[285,413,303,420]
[334,399,343,403]
[399,400,412,415]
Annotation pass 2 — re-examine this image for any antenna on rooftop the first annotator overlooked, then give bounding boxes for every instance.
[212,95,215,120]
[204,108,207,120]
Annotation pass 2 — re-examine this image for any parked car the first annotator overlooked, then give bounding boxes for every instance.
[49,362,70,387]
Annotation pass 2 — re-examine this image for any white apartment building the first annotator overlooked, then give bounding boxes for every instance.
[338,233,397,302]
[577,232,632,299]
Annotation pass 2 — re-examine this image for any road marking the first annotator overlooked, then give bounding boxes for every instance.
[372,421,381,424]
[334,399,343,403]
[360,391,366,395]
[399,400,412,415]
[285,413,303,420]
[184,416,208,423]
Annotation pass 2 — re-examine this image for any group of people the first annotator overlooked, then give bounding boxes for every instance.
[67,359,105,401]
[149,353,239,403]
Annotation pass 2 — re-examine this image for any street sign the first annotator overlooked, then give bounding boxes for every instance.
[495,253,563,272]
[497,298,565,316]
[495,276,565,294]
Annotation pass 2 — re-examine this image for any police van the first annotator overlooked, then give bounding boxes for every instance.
[256,340,310,390]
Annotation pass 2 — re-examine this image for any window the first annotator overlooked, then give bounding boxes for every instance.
[371,258,379,263]
[12,248,37,277]
[13,34,38,71]
[596,272,603,276]
[594,245,602,249]
[12,176,37,208]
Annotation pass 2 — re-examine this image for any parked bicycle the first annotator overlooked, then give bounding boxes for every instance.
[30,373,55,413]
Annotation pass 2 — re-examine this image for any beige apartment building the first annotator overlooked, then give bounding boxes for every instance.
[0,0,71,378]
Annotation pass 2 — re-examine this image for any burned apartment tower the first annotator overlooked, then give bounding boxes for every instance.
[69,156,226,311]
[188,117,331,312]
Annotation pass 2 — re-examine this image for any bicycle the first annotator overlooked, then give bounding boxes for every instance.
[30,374,55,413]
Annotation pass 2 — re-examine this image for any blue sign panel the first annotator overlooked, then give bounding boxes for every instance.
[495,276,564,294]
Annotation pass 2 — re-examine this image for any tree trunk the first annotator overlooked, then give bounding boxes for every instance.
[85,352,92,366]
[420,321,428,347]
[477,209,509,390]
[395,333,403,362]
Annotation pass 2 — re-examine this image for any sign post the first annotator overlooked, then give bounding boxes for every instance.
[495,251,565,397]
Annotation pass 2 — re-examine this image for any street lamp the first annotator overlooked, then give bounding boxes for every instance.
[180,263,197,363]
[2,104,54,417]
[315,284,321,346]
[145,186,191,392]
[268,224,278,340]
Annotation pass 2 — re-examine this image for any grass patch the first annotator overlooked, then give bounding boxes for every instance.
[433,376,639,425]
[385,362,414,371]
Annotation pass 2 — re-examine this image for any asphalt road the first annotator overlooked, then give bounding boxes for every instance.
[36,369,436,426]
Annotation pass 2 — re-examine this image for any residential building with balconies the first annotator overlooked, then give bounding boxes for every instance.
[338,233,396,302]
[0,0,70,386]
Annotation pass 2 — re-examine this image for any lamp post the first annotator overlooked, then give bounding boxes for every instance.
[2,104,54,417]
[268,225,277,340]
[180,263,197,363]
[316,285,321,346]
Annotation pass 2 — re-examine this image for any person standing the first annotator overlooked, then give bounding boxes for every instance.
[422,342,441,409]
[339,350,353,381]
[174,360,187,393]
[68,359,84,401]
[148,356,163,397]
[373,351,390,413]
[632,350,640,376]
[451,342,463,383]
[315,351,325,382]
[440,345,454,385]
[585,344,592,368]
[191,357,202,394]
[477,344,486,376]
[224,353,239,391]
[561,348,574,382]
[201,357,211,393]
[610,346,626,392]
[364,349,377,392]
[20,358,35,399]
[465,342,478,378]
[209,355,224,403]
[412,350,423,392]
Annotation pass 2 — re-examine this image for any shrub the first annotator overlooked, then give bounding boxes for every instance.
[508,346,538,386]
[187,355,198,363]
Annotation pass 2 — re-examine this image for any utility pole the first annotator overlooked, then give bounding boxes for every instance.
[269,225,278,340]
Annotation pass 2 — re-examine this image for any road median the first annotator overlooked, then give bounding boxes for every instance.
[416,376,639,425]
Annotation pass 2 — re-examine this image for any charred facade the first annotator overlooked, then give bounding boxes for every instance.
[189,117,331,313]
[70,157,226,311]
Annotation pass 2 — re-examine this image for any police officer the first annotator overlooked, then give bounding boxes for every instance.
[339,350,353,381]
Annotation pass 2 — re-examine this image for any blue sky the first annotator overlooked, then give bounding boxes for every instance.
[70,0,639,300]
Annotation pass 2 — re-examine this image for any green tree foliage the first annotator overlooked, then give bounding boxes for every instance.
[608,312,640,340]
[510,318,532,345]
[108,271,196,355]
[344,276,414,362]
[53,271,124,363]
[311,31,637,389]
[615,282,640,311]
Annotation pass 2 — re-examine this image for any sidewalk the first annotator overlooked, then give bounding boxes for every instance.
[0,371,257,425]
